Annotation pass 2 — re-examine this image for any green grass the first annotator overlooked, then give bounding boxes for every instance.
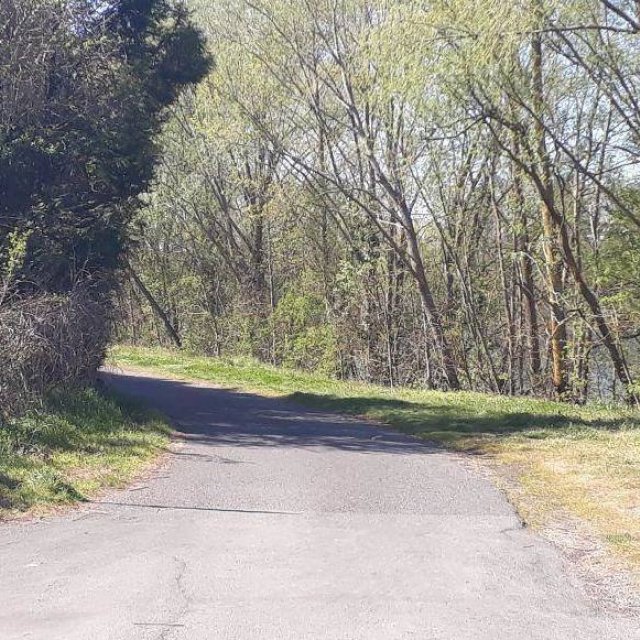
[109,345,638,442]
[110,345,640,572]
[0,386,171,516]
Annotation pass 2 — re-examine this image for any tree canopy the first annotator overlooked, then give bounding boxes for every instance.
[0,0,210,294]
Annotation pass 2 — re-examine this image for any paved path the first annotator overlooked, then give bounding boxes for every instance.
[1,370,638,639]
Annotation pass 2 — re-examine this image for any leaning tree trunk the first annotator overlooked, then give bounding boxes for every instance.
[128,266,182,349]
[403,220,461,391]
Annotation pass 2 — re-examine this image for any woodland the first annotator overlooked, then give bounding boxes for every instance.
[120,0,640,404]
[3,0,640,411]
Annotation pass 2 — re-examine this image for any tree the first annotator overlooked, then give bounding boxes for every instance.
[0,0,210,296]
[120,0,640,403]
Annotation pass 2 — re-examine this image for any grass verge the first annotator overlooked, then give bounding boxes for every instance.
[110,345,640,574]
[0,386,170,517]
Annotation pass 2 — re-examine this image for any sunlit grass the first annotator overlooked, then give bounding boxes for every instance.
[0,386,170,516]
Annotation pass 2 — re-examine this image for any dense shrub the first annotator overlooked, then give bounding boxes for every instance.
[0,290,109,419]
[0,1,209,414]
[0,0,210,295]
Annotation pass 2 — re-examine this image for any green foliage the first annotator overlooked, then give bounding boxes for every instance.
[272,290,337,375]
[601,207,640,326]
[0,0,210,295]
[0,230,29,303]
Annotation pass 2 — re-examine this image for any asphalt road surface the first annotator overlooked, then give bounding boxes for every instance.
[1,369,638,639]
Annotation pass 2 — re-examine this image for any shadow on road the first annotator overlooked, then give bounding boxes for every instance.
[104,369,635,461]
[102,371,434,456]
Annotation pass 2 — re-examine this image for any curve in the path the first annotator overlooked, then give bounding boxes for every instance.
[0,369,637,640]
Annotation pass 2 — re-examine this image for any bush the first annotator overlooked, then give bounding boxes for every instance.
[0,290,109,419]
[272,291,338,375]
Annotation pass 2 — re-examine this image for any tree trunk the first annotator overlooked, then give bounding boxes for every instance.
[511,132,542,388]
[532,10,568,398]
[404,222,461,390]
[128,266,182,349]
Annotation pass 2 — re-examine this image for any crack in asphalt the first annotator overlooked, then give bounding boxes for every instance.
[93,501,303,515]
[157,556,190,640]
[2,369,638,640]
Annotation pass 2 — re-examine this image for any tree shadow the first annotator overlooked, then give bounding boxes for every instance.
[284,392,636,441]
[102,371,638,461]
[102,372,435,455]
